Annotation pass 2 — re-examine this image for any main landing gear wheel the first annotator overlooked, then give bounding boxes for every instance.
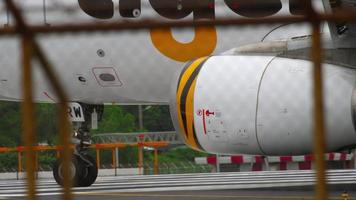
[77,154,98,187]
[53,154,98,187]
[53,156,82,187]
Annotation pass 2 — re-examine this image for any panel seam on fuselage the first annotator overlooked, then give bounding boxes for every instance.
[254,56,276,155]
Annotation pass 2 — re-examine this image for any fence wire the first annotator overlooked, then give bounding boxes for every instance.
[1,0,356,200]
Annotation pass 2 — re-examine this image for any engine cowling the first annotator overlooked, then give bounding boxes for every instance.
[170,55,356,156]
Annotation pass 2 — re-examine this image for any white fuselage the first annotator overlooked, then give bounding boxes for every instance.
[0,0,319,104]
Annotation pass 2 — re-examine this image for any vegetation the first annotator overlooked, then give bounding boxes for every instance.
[0,102,22,147]
[92,105,137,133]
[0,101,210,172]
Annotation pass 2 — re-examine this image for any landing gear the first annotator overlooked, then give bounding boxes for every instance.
[53,103,103,187]
[53,155,82,186]
[53,154,98,187]
[77,154,98,187]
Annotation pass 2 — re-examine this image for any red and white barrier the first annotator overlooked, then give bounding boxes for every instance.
[195,153,353,171]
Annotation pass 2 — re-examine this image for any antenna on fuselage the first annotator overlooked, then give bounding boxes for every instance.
[43,0,50,26]
[4,8,9,27]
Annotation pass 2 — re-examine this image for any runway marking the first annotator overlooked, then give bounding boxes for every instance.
[0,170,354,198]
[77,192,356,200]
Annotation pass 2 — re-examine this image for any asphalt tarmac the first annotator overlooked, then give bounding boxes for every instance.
[0,170,355,200]
[12,189,356,200]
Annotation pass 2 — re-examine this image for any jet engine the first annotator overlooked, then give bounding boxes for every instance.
[170,55,356,156]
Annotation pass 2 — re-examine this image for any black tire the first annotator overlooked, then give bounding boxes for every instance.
[77,154,98,187]
[53,156,82,187]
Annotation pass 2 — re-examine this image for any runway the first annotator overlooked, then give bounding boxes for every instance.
[0,169,355,200]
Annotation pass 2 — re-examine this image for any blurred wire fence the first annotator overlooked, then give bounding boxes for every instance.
[1,0,356,200]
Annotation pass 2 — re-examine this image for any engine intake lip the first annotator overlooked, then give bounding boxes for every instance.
[351,81,356,133]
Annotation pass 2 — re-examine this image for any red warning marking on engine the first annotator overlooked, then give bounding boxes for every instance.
[205,109,215,117]
[197,108,215,135]
[196,109,203,116]
[202,109,207,134]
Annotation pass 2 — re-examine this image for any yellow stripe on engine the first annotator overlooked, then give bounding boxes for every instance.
[185,77,200,150]
[176,57,207,141]
[176,57,207,101]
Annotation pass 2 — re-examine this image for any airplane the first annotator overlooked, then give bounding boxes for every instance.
[0,0,356,187]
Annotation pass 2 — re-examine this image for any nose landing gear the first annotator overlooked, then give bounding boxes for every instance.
[53,128,98,187]
[53,103,102,187]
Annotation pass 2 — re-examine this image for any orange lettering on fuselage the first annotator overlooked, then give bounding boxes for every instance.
[150,27,217,62]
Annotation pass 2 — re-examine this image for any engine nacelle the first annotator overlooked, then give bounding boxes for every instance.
[170,55,356,156]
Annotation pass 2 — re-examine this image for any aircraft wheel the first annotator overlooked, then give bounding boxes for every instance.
[53,156,82,187]
[77,154,98,187]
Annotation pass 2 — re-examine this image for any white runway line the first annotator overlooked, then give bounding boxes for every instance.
[0,169,355,197]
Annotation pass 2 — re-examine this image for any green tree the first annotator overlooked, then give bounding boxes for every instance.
[121,105,174,132]
[0,153,18,171]
[36,103,58,145]
[93,105,137,133]
[143,105,174,132]
[147,146,210,163]
[0,101,21,146]
[92,106,138,165]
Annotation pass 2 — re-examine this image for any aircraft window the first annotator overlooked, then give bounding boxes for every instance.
[99,73,116,81]
[224,0,282,18]
[78,0,114,19]
[119,0,141,18]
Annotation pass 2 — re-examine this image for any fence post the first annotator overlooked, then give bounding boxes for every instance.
[216,154,220,173]
[352,149,356,169]
[115,147,119,176]
[56,150,60,158]
[264,156,270,171]
[18,151,22,173]
[138,145,143,175]
[111,148,116,176]
[96,148,101,169]
[35,152,38,172]
[154,148,158,175]
[138,134,144,175]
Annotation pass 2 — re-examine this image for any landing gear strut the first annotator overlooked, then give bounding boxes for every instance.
[53,103,103,187]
